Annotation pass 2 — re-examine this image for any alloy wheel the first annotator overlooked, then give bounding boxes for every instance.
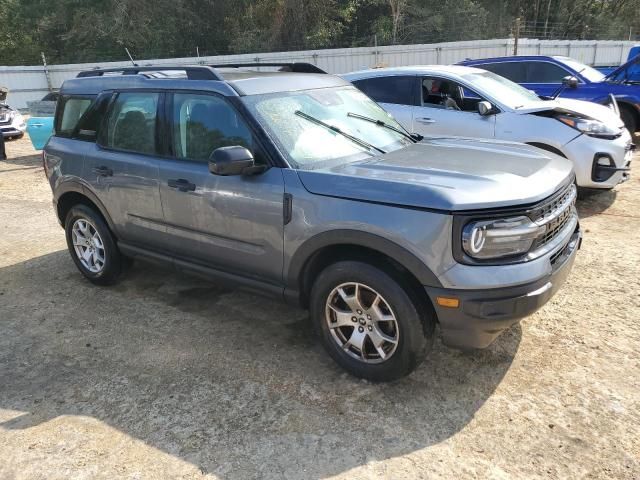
[325,282,399,363]
[71,218,106,273]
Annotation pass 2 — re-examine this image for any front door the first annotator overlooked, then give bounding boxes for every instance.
[156,92,285,285]
[520,60,577,98]
[412,77,495,138]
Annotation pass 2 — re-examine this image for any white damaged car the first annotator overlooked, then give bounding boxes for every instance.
[343,65,634,189]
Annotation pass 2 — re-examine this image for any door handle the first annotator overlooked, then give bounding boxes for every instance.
[417,117,436,124]
[168,178,196,192]
[92,166,113,177]
[30,123,44,127]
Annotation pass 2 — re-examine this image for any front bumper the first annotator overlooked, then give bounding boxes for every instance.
[425,228,581,350]
[565,130,633,188]
[1,124,26,138]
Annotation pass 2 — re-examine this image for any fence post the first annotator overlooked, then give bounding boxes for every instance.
[41,52,52,92]
[513,17,520,55]
[593,42,598,65]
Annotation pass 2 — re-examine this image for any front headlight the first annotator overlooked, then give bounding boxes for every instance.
[556,114,619,138]
[462,216,545,260]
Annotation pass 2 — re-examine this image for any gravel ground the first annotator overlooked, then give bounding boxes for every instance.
[0,135,638,480]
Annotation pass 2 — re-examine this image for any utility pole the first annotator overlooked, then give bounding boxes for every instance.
[513,17,521,56]
[41,52,52,93]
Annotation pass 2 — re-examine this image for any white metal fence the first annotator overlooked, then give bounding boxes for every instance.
[1,38,637,110]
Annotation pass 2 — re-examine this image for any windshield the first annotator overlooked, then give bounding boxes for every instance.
[242,86,412,170]
[459,70,541,108]
[556,57,605,82]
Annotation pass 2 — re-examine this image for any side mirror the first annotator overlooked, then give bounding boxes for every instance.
[209,146,258,176]
[477,101,495,116]
[562,76,578,88]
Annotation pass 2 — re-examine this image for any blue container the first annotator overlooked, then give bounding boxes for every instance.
[26,116,54,150]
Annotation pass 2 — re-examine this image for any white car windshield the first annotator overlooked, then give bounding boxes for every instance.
[242,86,413,170]
[460,70,541,108]
[556,57,605,82]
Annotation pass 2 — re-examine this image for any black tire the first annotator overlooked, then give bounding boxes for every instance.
[620,105,637,134]
[310,261,435,382]
[64,204,123,285]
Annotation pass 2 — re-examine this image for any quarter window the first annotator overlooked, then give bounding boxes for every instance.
[55,96,94,137]
[171,93,253,162]
[103,92,159,154]
[353,76,417,106]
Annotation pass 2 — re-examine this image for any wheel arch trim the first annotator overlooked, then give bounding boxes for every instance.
[54,182,116,232]
[285,229,443,303]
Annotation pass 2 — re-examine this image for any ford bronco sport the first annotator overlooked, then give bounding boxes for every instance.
[45,63,581,381]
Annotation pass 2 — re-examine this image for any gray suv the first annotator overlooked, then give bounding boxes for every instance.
[45,63,581,381]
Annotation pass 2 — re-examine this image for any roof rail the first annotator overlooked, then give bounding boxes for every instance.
[210,62,326,74]
[76,65,223,81]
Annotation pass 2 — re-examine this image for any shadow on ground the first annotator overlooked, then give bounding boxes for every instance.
[0,251,521,478]
[576,187,618,218]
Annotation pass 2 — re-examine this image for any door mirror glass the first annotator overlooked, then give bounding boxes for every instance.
[209,146,257,176]
[562,76,579,88]
[477,101,495,116]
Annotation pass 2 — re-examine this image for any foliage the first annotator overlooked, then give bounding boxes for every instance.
[0,0,638,65]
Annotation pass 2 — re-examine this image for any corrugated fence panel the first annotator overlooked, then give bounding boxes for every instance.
[2,38,637,110]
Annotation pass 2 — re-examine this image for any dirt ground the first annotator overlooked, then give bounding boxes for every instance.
[0,134,638,480]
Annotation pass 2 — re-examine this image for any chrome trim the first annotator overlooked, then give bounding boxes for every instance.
[533,183,577,227]
[526,210,578,262]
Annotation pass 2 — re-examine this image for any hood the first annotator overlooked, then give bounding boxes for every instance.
[514,98,625,129]
[605,52,640,82]
[296,138,574,211]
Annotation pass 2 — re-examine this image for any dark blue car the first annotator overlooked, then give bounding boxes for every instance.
[459,55,640,133]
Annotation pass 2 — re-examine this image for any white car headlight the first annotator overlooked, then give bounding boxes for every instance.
[557,114,619,138]
[462,216,545,259]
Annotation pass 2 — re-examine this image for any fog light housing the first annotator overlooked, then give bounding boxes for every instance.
[592,153,615,182]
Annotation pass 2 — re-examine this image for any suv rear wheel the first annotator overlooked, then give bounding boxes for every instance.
[64,205,123,285]
[310,261,434,381]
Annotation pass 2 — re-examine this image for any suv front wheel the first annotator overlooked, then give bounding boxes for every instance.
[64,204,123,285]
[310,261,434,381]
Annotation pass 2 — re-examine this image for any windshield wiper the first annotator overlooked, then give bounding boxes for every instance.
[347,112,422,142]
[294,110,386,154]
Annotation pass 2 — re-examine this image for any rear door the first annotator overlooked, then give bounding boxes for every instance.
[85,90,165,248]
[351,75,419,132]
[156,91,285,285]
[412,76,495,138]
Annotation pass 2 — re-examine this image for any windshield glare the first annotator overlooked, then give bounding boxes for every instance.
[557,57,605,82]
[242,86,412,169]
[460,70,541,108]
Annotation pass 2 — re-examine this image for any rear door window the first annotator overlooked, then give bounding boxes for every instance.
[55,96,94,137]
[475,62,527,83]
[101,92,160,154]
[352,76,418,106]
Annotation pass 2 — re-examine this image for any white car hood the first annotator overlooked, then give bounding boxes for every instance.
[514,98,624,129]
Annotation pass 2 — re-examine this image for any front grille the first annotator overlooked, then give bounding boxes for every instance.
[531,182,577,250]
